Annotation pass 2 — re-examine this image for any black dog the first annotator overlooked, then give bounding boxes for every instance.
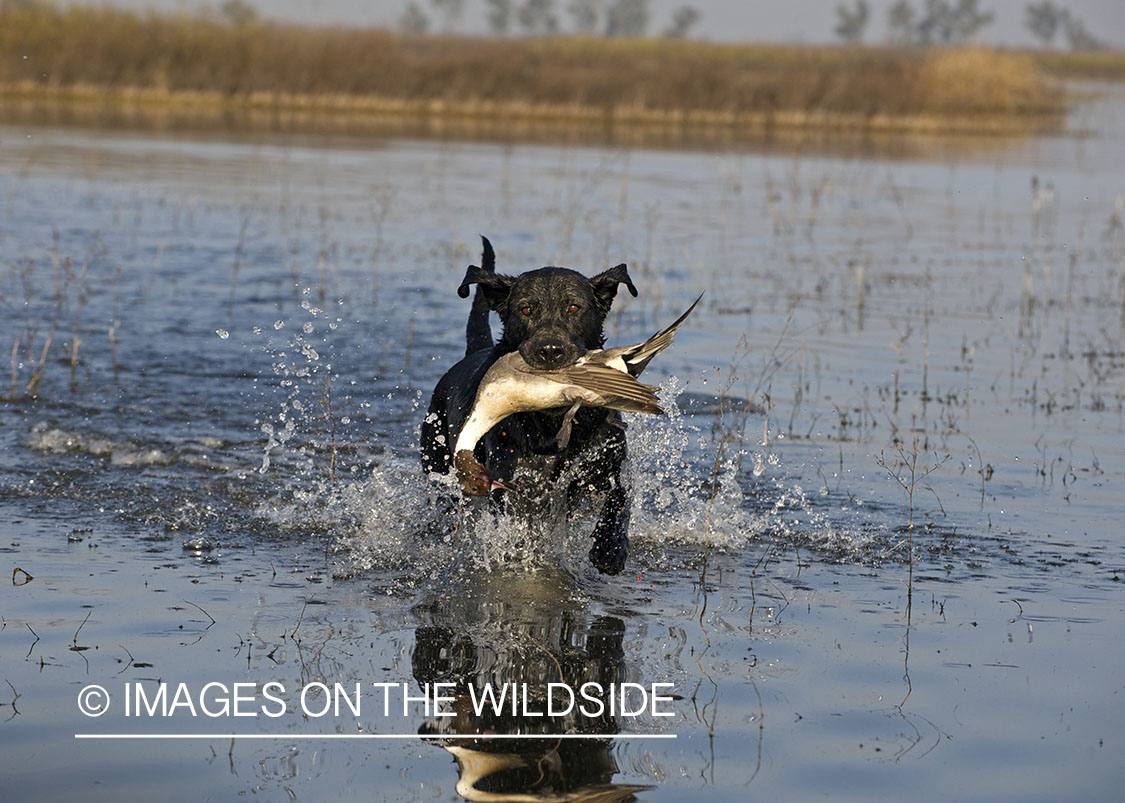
[421,237,638,574]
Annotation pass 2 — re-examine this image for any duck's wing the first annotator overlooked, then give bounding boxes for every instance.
[493,352,660,413]
[609,292,704,376]
[540,362,664,415]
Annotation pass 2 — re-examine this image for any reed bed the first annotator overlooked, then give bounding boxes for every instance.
[1035,50,1125,81]
[0,2,1066,135]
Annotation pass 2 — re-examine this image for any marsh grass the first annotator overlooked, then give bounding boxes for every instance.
[1035,50,1125,81]
[3,231,107,400]
[8,255,63,399]
[0,3,1065,136]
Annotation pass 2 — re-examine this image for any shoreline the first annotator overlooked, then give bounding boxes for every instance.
[1,81,1067,141]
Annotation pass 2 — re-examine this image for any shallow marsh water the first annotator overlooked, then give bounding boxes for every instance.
[1,88,1124,800]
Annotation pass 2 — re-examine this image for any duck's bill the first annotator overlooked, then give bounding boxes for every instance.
[454,450,490,496]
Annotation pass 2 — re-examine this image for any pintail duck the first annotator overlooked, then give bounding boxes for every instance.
[454,294,703,495]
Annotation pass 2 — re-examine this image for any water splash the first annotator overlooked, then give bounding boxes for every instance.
[251,354,873,579]
[26,421,172,467]
[242,291,874,578]
[255,286,343,477]
[626,377,871,559]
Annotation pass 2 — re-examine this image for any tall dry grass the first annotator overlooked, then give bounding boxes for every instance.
[919,47,1054,114]
[0,2,1064,131]
[1035,49,1125,81]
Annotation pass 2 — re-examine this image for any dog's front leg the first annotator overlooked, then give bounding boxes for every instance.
[585,423,630,575]
[589,481,629,575]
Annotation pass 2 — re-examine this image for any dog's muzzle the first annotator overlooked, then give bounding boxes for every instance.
[522,337,580,370]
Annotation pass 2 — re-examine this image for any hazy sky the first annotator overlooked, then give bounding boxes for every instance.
[112,1,1125,47]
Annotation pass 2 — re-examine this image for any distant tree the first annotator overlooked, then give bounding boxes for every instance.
[605,0,648,37]
[1062,13,1106,51]
[915,0,954,45]
[949,0,993,42]
[567,0,600,34]
[485,0,514,34]
[887,0,918,45]
[664,6,701,39]
[517,0,559,35]
[220,0,258,25]
[399,1,430,34]
[1024,1,1063,48]
[834,0,869,43]
[907,0,994,45]
[430,0,464,32]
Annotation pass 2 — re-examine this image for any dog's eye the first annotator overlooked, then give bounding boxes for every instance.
[567,304,581,314]
[519,305,532,317]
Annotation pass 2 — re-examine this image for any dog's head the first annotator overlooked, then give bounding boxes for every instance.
[459,258,637,370]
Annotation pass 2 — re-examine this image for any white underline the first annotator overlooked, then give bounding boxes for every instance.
[75,733,677,740]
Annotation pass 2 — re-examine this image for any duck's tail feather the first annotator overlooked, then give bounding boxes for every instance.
[624,292,704,375]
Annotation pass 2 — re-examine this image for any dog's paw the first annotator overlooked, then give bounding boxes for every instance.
[589,537,627,575]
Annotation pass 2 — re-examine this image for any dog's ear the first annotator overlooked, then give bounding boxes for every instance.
[480,235,495,274]
[457,264,515,310]
[591,263,638,313]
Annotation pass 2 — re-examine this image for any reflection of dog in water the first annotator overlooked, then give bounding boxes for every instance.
[412,613,650,801]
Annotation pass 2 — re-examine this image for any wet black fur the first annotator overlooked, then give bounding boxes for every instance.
[421,237,639,574]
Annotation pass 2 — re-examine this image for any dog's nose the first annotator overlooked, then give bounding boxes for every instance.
[536,342,566,365]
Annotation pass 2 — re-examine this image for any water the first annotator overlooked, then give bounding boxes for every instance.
[1,87,1124,800]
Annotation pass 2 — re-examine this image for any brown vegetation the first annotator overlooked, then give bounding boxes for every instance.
[0,2,1068,135]
[1035,49,1125,81]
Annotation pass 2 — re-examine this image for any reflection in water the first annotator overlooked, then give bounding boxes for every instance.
[0,97,1056,162]
[410,569,651,801]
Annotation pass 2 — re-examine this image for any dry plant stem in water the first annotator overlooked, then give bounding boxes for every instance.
[705,319,793,494]
[702,314,794,588]
[875,422,950,624]
[319,374,338,483]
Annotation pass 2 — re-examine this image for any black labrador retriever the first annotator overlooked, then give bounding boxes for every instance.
[421,237,639,574]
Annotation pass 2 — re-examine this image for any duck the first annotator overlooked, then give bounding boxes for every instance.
[453,294,702,495]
